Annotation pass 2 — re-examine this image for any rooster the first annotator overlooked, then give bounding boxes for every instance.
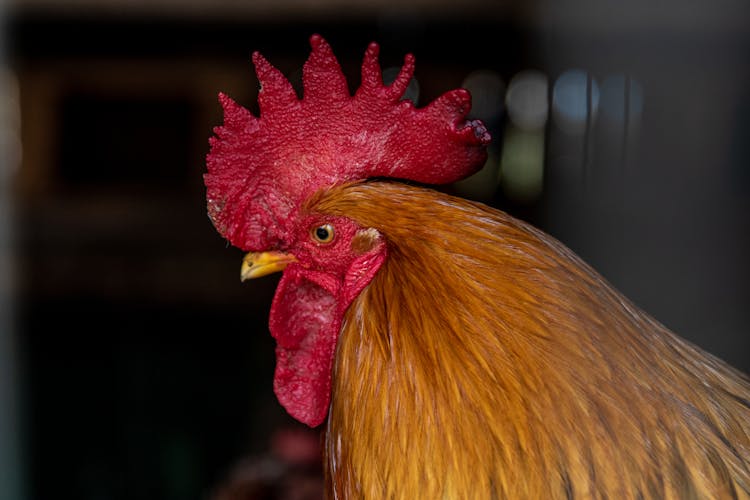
[205,35,750,499]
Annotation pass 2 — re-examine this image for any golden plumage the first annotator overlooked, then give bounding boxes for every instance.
[308,181,750,499]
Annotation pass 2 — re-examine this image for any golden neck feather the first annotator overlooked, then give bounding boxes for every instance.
[310,181,750,499]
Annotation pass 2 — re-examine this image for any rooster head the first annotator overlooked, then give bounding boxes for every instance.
[205,34,490,426]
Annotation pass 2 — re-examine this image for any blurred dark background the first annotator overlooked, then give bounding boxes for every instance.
[1,0,749,498]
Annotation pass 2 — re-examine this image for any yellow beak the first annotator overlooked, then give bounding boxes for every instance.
[240,251,297,281]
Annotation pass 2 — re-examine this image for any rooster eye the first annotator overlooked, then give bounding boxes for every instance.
[312,224,335,244]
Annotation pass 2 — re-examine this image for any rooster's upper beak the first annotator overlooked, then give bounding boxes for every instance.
[241,251,297,281]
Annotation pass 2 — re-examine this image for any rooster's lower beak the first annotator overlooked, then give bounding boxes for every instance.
[240,251,297,281]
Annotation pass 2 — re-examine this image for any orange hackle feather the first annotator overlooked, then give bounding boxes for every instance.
[307,181,750,499]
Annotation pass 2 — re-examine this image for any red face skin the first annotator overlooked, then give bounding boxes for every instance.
[266,213,387,427]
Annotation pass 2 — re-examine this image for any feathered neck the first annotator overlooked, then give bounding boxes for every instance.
[311,181,750,499]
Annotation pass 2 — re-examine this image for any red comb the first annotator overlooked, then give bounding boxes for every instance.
[205,34,491,251]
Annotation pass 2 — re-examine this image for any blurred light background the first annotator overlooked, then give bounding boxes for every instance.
[2,0,749,498]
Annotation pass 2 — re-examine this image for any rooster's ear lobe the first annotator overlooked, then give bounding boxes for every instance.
[342,235,387,306]
[351,228,383,255]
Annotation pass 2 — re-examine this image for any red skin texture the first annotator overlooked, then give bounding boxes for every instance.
[204,35,489,426]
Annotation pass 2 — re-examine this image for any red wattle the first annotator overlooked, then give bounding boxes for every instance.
[269,268,341,427]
